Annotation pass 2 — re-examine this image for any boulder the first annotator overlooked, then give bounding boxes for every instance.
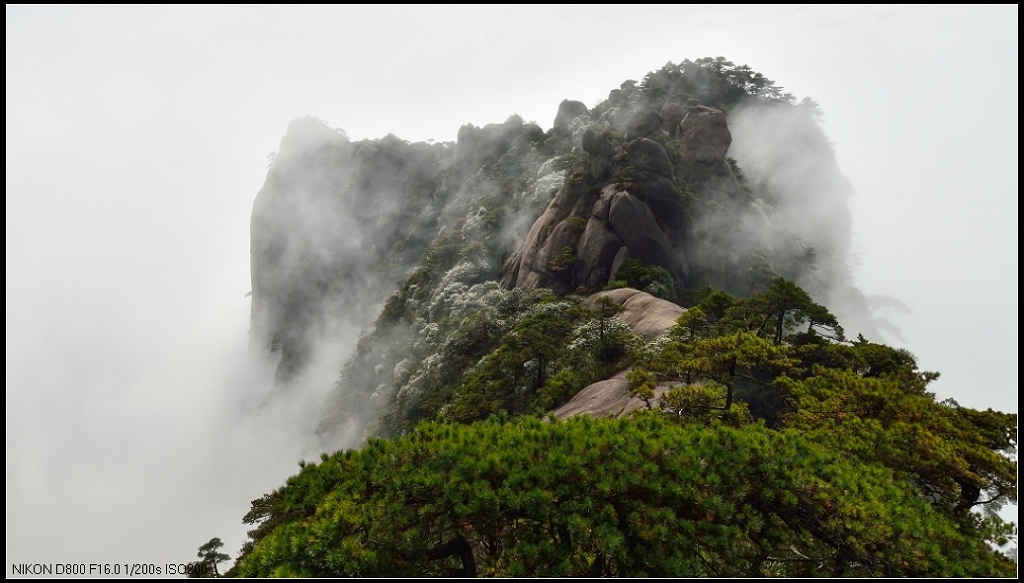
[626,138,673,179]
[588,288,684,340]
[502,179,689,294]
[500,180,601,294]
[625,110,662,141]
[660,101,685,138]
[502,117,697,295]
[582,127,617,180]
[503,210,578,293]
[551,369,672,420]
[677,105,732,182]
[553,99,589,129]
[500,199,564,290]
[553,288,685,419]
[607,88,623,106]
[641,175,688,231]
[575,218,625,290]
[607,189,687,285]
[608,247,631,282]
[551,369,635,419]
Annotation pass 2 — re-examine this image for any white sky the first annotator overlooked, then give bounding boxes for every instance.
[6,5,1018,573]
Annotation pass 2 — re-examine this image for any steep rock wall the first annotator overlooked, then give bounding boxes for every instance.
[501,99,771,298]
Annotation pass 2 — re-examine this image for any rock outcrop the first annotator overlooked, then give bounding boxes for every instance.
[675,102,733,183]
[250,61,871,446]
[588,288,684,340]
[553,289,684,419]
[553,99,588,129]
[500,178,689,296]
[672,100,775,294]
[624,110,662,141]
[501,105,712,296]
[500,93,779,302]
[660,101,685,138]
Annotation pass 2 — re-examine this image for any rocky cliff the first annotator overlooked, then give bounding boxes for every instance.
[551,288,685,420]
[248,59,875,444]
[500,98,770,298]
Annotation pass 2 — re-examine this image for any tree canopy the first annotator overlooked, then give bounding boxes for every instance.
[187,537,230,578]
[233,414,1014,577]
[230,279,1016,577]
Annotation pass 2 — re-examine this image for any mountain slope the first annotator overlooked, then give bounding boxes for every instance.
[229,58,1017,577]
[250,59,881,444]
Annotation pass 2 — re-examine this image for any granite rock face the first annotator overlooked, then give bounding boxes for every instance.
[587,288,684,340]
[660,101,685,138]
[624,110,662,141]
[553,288,684,420]
[626,137,674,180]
[676,103,733,182]
[500,175,690,296]
[503,101,753,296]
[500,94,771,297]
[553,99,589,129]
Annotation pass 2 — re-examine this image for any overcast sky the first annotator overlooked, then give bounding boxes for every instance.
[6,5,1017,573]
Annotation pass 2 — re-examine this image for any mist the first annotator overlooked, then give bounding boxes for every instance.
[7,5,1016,574]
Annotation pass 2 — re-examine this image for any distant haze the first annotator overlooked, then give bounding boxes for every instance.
[6,5,1016,573]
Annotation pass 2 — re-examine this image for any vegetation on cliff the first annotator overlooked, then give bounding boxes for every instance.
[231,274,1016,576]
[310,59,845,441]
[231,58,1017,576]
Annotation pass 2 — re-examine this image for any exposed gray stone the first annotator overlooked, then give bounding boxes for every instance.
[626,138,673,179]
[582,127,617,180]
[553,289,686,419]
[591,187,615,222]
[660,101,685,138]
[575,218,624,290]
[677,105,732,183]
[607,189,687,286]
[607,88,623,106]
[588,288,685,340]
[550,369,672,420]
[642,175,688,231]
[608,247,631,282]
[625,110,662,141]
[504,106,746,295]
[552,369,633,419]
[553,99,589,129]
